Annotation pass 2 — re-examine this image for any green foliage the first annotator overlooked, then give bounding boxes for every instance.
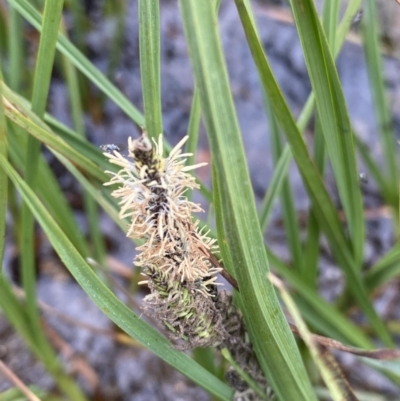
[0,0,399,400]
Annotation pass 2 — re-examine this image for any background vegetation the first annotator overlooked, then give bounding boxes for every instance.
[0,0,399,400]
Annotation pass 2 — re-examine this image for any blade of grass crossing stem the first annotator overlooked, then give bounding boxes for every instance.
[0,155,233,401]
[20,0,64,358]
[0,85,111,172]
[61,20,105,265]
[0,65,7,265]
[362,0,399,205]
[179,1,318,399]
[271,274,359,401]
[265,94,303,272]
[8,0,144,126]
[289,0,364,268]
[139,0,162,141]
[0,277,89,401]
[233,0,393,346]
[265,248,373,349]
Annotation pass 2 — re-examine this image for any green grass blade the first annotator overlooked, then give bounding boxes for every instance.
[54,152,123,231]
[139,0,162,140]
[0,154,233,401]
[179,1,318,399]
[289,0,364,268]
[185,89,201,201]
[365,244,400,291]
[354,134,392,202]
[336,1,363,54]
[0,65,7,265]
[362,0,399,201]
[266,248,373,349]
[360,359,400,388]
[265,95,303,272]
[7,131,89,257]
[258,145,292,232]
[29,0,63,117]
[322,0,340,49]
[7,7,23,92]
[212,165,234,277]
[302,117,325,287]
[234,0,393,346]
[301,0,338,286]
[61,21,105,264]
[8,0,144,126]
[2,86,105,182]
[271,274,358,401]
[19,0,64,363]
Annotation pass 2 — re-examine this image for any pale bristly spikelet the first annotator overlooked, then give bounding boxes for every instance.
[104,131,224,347]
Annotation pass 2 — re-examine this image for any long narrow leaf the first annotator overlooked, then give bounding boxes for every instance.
[0,65,7,265]
[258,145,292,231]
[362,0,398,202]
[265,95,303,272]
[365,245,400,291]
[7,131,89,257]
[139,0,162,140]
[61,21,105,264]
[289,0,364,267]
[301,0,338,286]
[271,275,359,401]
[2,88,105,182]
[179,1,318,399]
[20,0,64,362]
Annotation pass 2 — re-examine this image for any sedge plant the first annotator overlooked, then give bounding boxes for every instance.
[0,0,399,400]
